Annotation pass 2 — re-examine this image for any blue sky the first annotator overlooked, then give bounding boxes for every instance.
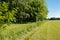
[46,0,60,18]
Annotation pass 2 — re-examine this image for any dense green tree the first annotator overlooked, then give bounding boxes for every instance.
[0,2,17,28]
[15,0,48,23]
[0,0,48,24]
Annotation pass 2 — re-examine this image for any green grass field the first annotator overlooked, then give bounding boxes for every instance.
[24,20,60,40]
[0,20,60,40]
[0,21,43,40]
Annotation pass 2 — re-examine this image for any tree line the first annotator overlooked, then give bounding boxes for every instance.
[48,17,60,20]
[0,0,48,24]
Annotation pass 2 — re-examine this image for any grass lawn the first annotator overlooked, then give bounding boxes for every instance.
[23,20,60,40]
[0,21,43,40]
[0,20,60,40]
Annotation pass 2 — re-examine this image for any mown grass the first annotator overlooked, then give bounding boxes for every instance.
[0,21,43,40]
[1,20,60,40]
[24,20,60,40]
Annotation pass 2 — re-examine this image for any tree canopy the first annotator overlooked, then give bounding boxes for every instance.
[0,0,48,24]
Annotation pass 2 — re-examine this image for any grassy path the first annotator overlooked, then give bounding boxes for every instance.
[20,21,48,40]
[19,21,46,40]
[47,21,60,40]
[22,20,60,40]
[1,20,60,40]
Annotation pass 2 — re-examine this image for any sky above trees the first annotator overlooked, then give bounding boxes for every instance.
[46,0,60,18]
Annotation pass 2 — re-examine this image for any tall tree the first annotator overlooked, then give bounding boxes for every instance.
[0,0,48,24]
[0,2,17,28]
[15,0,48,23]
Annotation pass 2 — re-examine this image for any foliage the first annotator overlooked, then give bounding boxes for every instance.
[48,17,60,20]
[0,0,48,23]
[0,2,17,28]
[0,0,48,40]
[13,0,48,23]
